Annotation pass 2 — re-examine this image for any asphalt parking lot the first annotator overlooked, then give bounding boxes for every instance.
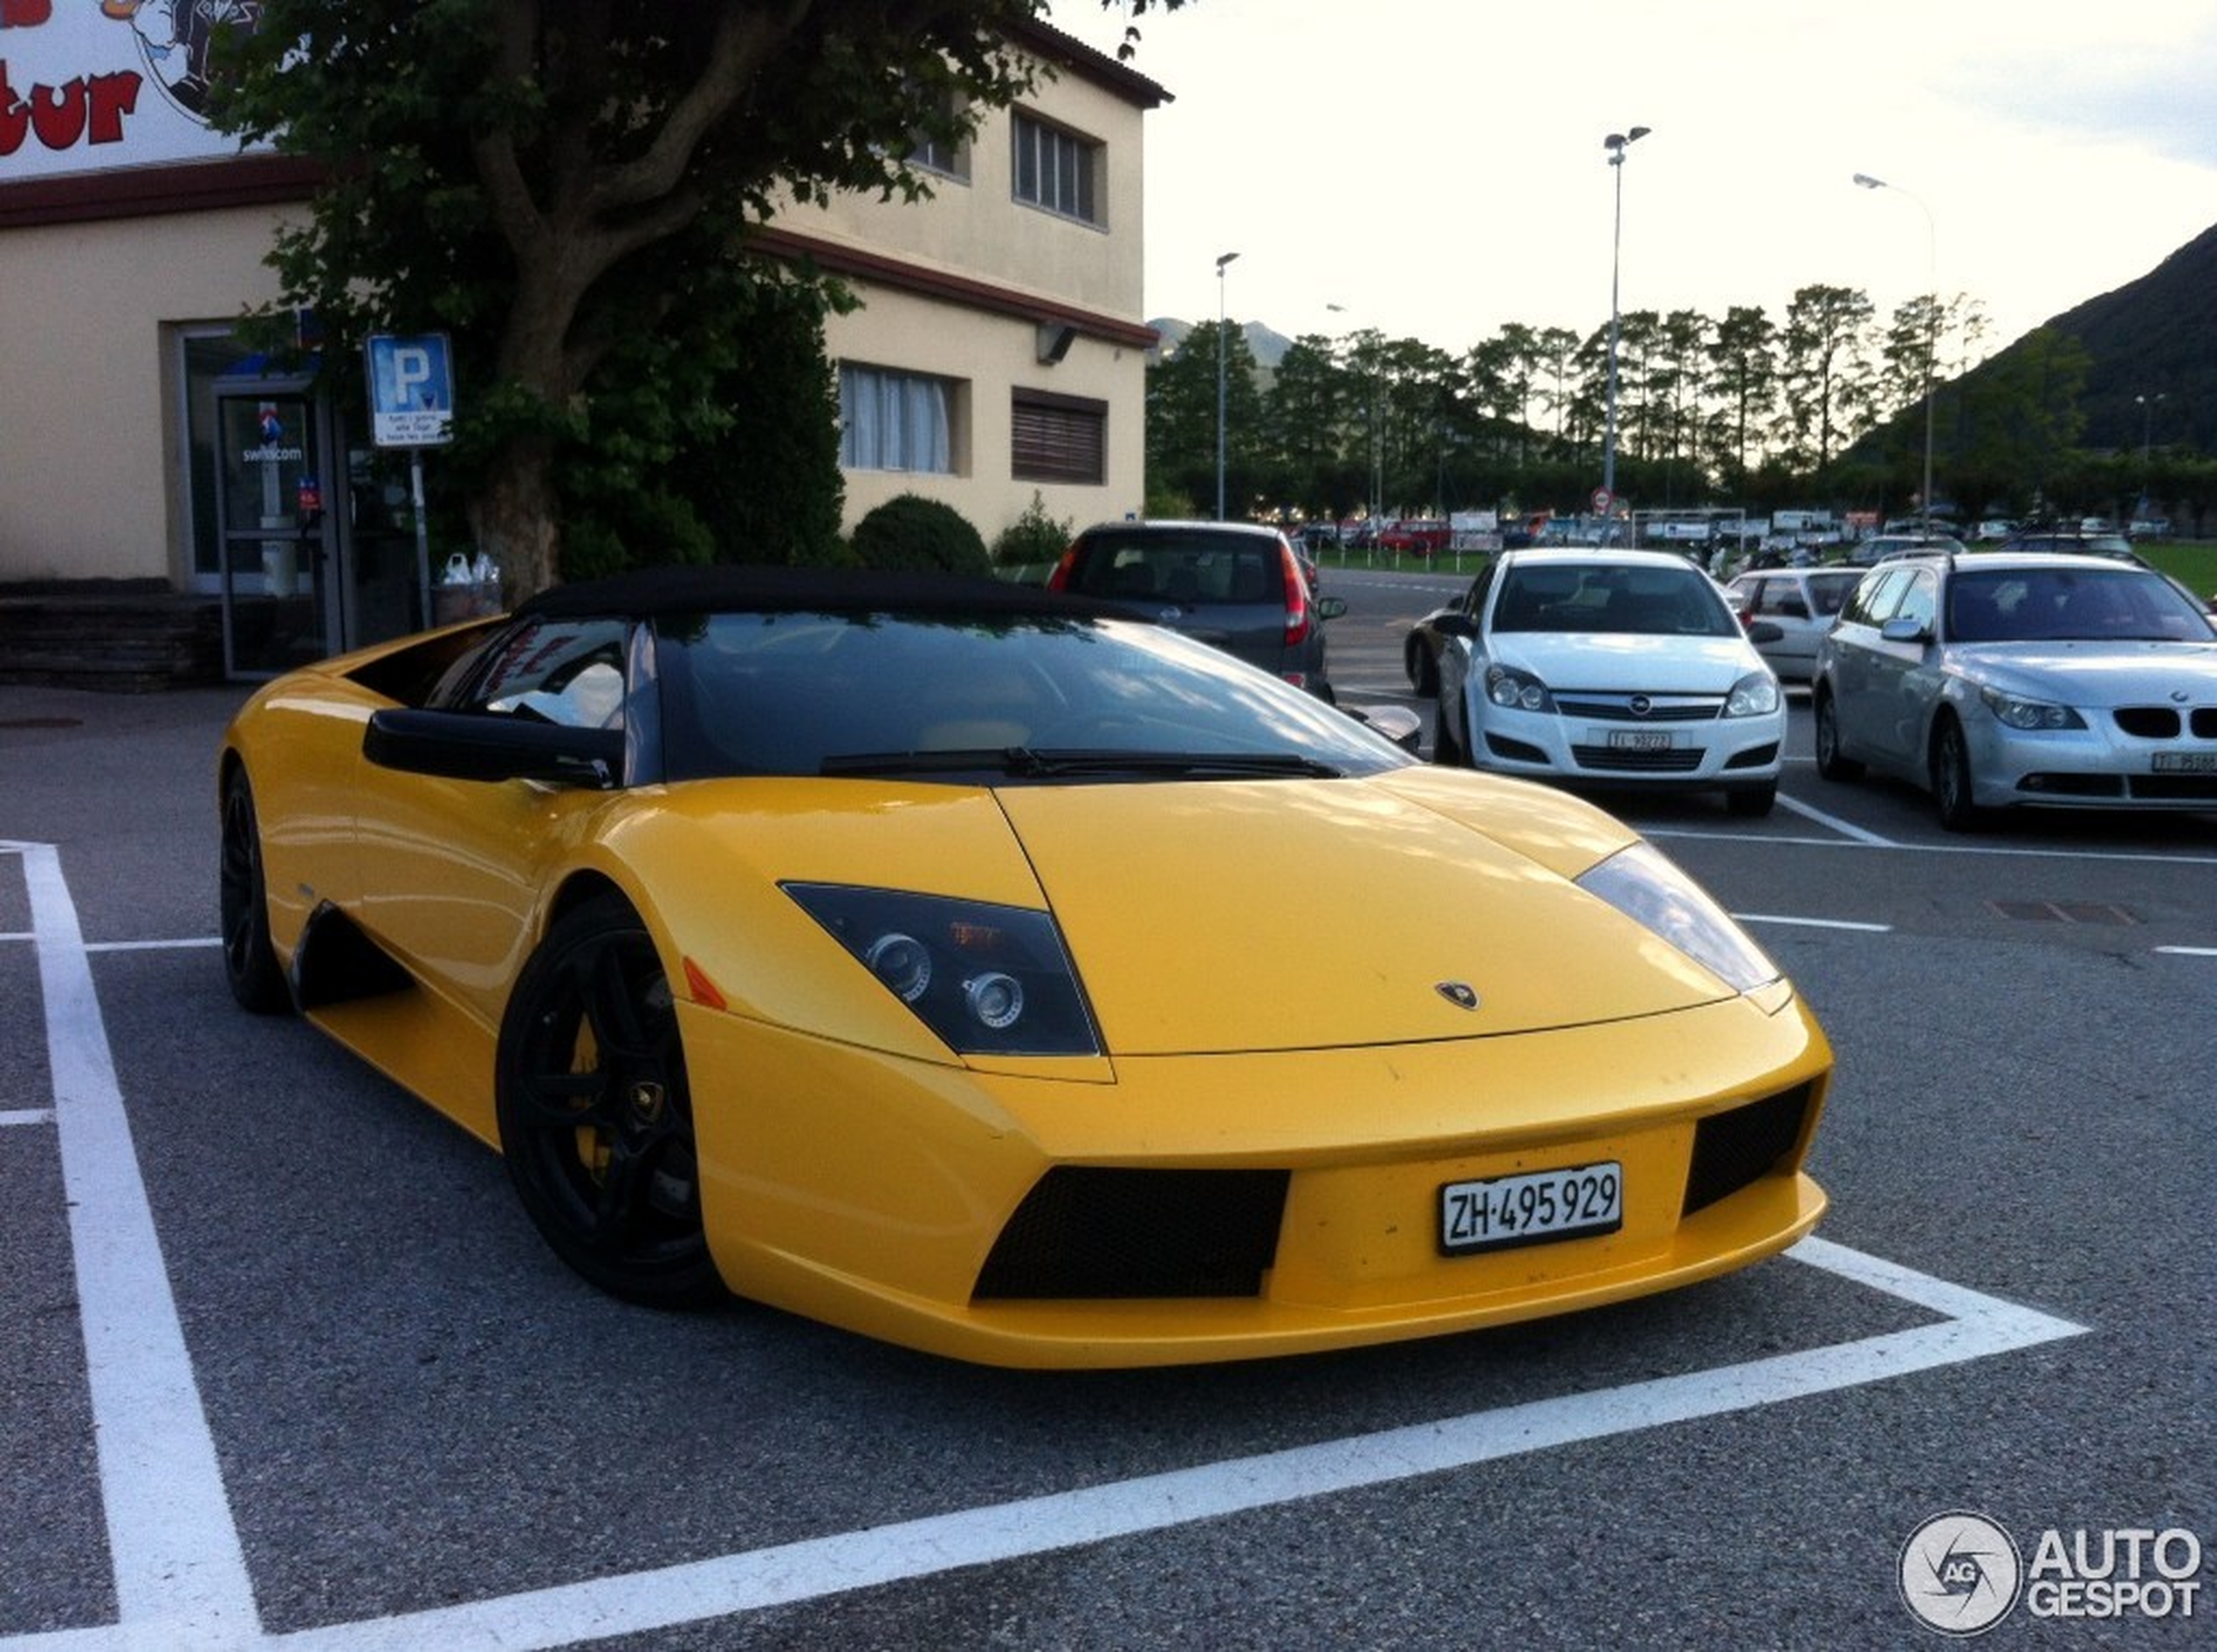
[4,574,2212,1649]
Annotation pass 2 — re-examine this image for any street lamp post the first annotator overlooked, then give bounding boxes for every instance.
[2137,392,2166,517]
[1601,125,1650,511]
[1853,172,1937,528]
[1327,301,1383,535]
[1215,250,1240,521]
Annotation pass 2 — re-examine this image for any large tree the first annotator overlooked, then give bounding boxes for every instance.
[210,1,1182,598]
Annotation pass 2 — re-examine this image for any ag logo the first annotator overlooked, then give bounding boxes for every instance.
[1899,1511,2023,1635]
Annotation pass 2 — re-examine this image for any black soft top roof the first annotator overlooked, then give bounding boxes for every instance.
[514,564,1143,623]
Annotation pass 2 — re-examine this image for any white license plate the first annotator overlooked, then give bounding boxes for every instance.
[1607,729,1674,751]
[2152,752,2217,773]
[1439,1162,1623,1255]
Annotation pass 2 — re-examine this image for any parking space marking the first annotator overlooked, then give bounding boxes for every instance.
[10,840,263,1650]
[5,838,2096,1652]
[1770,792,1898,844]
[1734,914,1893,933]
[1,1109,56,1128]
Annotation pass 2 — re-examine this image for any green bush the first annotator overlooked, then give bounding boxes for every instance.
[990,492,1074,568]
[850,494,992,575]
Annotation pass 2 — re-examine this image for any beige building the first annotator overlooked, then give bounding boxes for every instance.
[0,12,1163,682]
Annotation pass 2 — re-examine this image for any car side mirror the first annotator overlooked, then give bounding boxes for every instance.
[364,707,623,788]
[1433,613,1479,639]
[1879,615,1932,644]
[1315,595,1349,621]
[1745,621,1784,644]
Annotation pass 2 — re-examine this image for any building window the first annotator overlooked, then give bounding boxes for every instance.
[841,365,958,474]
[905,90,969,180]
[1012,112,1101,226]
[1012,389,1106,485]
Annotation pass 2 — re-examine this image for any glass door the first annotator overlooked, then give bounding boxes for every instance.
[212,383,340,678]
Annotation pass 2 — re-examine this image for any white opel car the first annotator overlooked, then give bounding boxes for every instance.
[1428,550,1787,816]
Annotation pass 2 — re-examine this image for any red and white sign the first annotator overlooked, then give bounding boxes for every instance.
[1,1,273,182]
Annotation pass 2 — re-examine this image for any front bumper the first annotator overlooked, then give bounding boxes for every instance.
[682,989,1831,1367]
[1966,709,2217,810]
[1472,696,1785,790]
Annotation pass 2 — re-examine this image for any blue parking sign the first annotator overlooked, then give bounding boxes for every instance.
[366,333,456,448]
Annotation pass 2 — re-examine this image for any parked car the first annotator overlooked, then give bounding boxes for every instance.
[1378,518,1452,556]
[1845,532,1966,566]
[1997,529,2145,565]
[1724,567,1864,682]
[1047,520,1343,698]
[217,565,1833,1367]
[1423,549,1788,816]
[1813,552,2217,830]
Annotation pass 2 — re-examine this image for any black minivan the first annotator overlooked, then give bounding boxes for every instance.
[1047,521,1344,700]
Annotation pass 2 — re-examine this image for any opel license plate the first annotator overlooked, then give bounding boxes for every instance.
[1608,729,1673,751]
[1439,1162,1623,1255]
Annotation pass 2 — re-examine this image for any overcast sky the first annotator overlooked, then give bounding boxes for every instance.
[1047,0,2217,379]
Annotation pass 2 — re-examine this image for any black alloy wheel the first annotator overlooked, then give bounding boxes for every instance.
[218,767,292,1014]
[495,895,724,1306]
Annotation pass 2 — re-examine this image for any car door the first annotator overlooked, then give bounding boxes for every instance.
[349,613,635,1034]
[1432,563,1497,757]
[1824,567,1912,764]
[1856,568,1941,766]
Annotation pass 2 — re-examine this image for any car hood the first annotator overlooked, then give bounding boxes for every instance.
[638,771,1747,1061]
[998,769,1737,1055]
[1946,640,2217,703]
[1495,633,1764,691]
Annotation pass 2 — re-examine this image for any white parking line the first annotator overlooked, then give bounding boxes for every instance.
[1734,914,1894,933]
[1773,792,1898,844]
[0,844,2095,1652]
[10,842,262,1650]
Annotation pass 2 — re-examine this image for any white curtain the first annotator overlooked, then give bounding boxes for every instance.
[841,366,951,473]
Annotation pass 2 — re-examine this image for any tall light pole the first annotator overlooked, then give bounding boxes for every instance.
[1853,172,1937,528]
[1601,125,1650,515]
[1328,300,1383,529]
[1215,250,1240,521]
[2136,392,2166,516]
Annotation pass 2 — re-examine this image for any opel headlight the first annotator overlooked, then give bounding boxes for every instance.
[785,884,1101,1056]
[1724,670,1781,719]
[1980,686,2086,731]
[1486,664,1555,712]
[1575,843,1781,994]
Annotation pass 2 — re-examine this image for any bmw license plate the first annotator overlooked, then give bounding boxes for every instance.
[2152,752,2217,773]
[1607,729,1673,751]
[1439,1162,1623,1255]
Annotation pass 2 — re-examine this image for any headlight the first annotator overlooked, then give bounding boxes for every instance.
[1486,664,1555,712]
[1575,843,1780,994]
[784,884,1101,1056]
[1724,669,1781,718]
[1980,686,2086,731]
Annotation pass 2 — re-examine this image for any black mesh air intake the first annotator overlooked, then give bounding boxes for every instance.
[973,1167,1290,1299]
[1682,1084,1814,1217]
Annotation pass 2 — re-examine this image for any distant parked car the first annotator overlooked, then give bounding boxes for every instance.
[1047,520,1345,698]
[1423,549,1787,816]
[1813,551,2217,829]
[1998,529,2145,565]
[1378,519,1452,556]
[1973,518,2018,542]
[1847,532,1966,566]
[1724,567,1864,682]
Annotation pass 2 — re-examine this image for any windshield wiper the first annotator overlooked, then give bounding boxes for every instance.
[819,746,1344,780]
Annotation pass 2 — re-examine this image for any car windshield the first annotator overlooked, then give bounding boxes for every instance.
[1946,568,2217,643]
[1061,529,1282,607]
[653,608,1409,782]
[1493,566,1738,637]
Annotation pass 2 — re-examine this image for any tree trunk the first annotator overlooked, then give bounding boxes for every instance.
[468,434,562,602]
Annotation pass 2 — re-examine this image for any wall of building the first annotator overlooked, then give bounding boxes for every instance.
[1,207,290,584]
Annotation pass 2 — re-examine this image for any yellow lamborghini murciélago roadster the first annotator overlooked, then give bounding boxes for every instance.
[218,566,1829,1368]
